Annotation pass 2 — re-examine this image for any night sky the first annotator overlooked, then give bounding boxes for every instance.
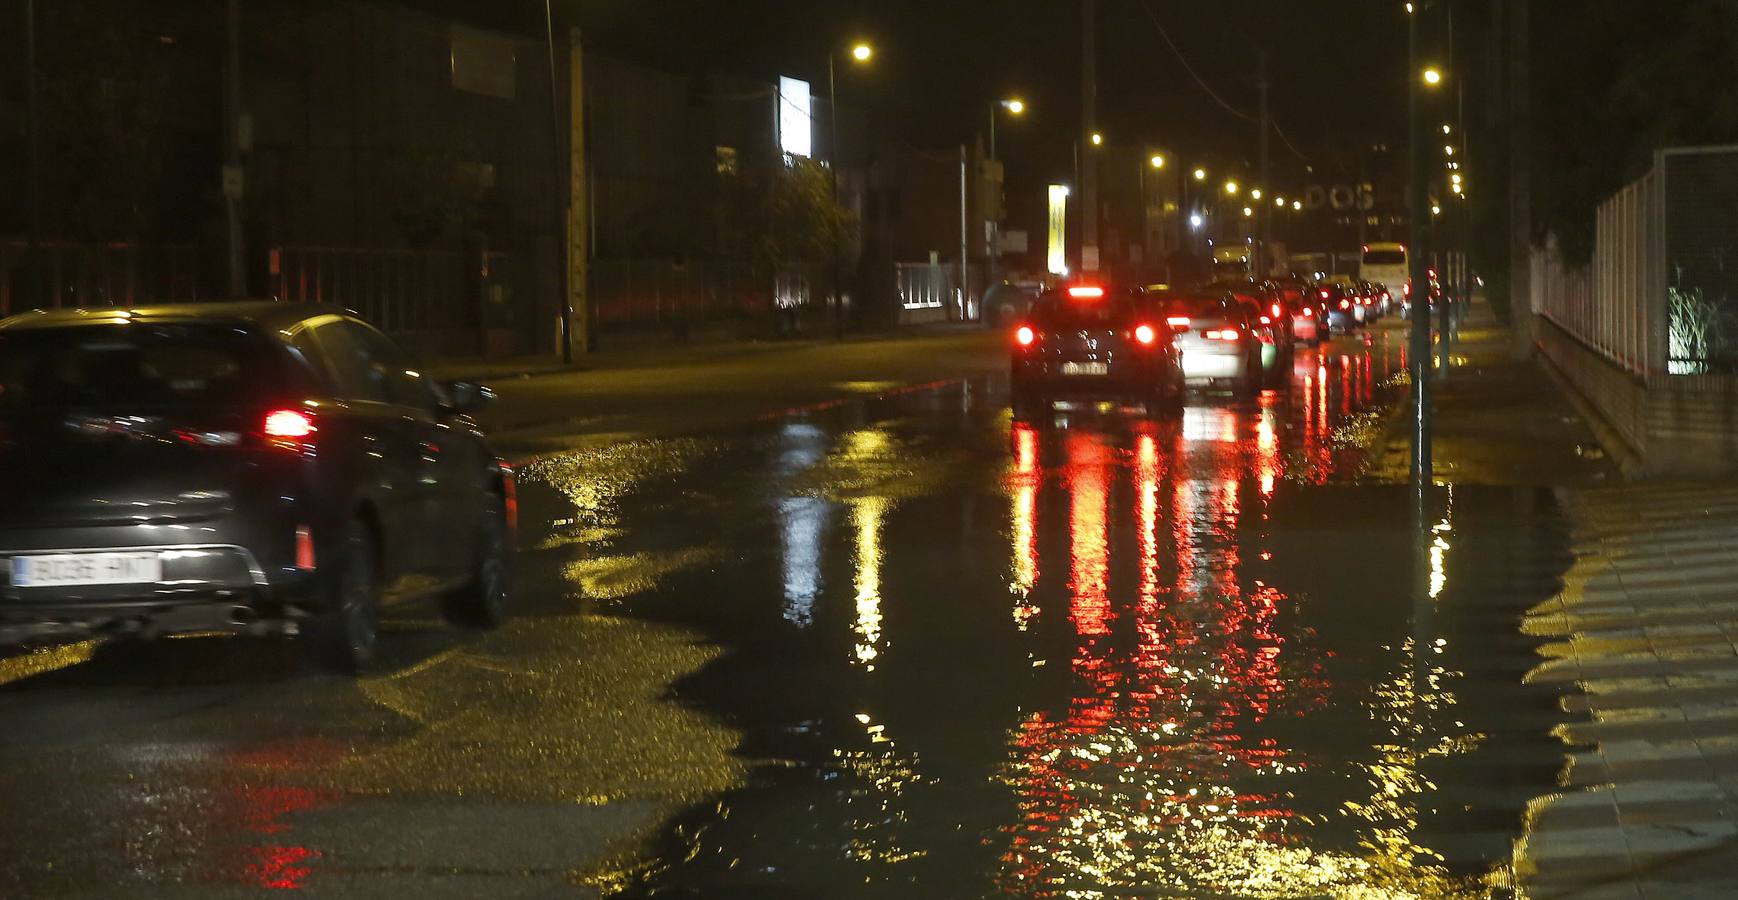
[417,0,1416,188]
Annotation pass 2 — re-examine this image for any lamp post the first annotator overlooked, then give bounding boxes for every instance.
[827,42,872,338]
[988,99,1025,285]
[1409,4,1444,486]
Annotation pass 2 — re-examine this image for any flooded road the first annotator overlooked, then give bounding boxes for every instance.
[0,324,1570,898]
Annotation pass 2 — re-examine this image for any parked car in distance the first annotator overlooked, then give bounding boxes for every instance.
[0,302,515,674]
[1011,285,1186,417]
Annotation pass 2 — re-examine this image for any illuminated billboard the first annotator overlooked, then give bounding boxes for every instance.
[777,76,814,159]
[1047,185,1069,275]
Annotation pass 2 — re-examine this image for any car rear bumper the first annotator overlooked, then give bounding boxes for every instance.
[1180,353,1251,381]
[0,543,325,644]
[1012,358,1175,396]
[1291,318,1321,341]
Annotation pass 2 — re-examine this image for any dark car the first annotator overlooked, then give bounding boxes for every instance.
[1319,283,1360,334]
[0,302,514,673]
[1011,285,1185,417]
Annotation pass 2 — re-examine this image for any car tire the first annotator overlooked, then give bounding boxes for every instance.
[445,496,511,630]
[307,520,380,675]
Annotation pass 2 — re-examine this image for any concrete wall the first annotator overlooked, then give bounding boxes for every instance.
[1538,314,1738,477]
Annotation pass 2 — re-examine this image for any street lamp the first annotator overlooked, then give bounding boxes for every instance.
[1224,180,1240,196]
[1242,206,1254,218]
[989,98,1025,161]
[1422,67,1443,86]
[828,41,873,338]
[1189,213,1205,230]
[1275,196,1287,208]
[1193,167,1208,182]
[1090,131,1104,147]
[1292,200,1302,211]
[988,98,1025,287]
[1150,153,1166,169]
[1250,188,1263,201]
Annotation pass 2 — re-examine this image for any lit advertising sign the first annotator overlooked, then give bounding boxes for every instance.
[777,76,814,158]
[1046,184,1069,275]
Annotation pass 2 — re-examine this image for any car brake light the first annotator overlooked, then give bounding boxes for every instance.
[295,524,315,570]
[1067,286,1105,299]
[1404,281,1412,297]
[1259,315,1272,325]
[1302,307,1314,317]
[1016,325,1037,346]
[264,409,314,439]
[1382,292,1391,301]
[1270,303,1281,317]
[1340,299,1351,310]
[1204,329,1241,342]
[1166,316,1192,330]
[499,461,518,530]
[1134,324,1157,345]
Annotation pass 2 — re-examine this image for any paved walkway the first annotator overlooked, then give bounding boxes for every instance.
[1404,303,1738,897]
[1516,485,1738,899]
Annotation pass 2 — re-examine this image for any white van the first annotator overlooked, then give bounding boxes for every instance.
[1360,243,1409,300]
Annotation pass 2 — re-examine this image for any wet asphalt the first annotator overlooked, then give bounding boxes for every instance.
[0,322,1574,899]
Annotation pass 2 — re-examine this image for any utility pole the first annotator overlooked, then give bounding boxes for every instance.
[1080,0,1098,271]
[1438,0,1456,378]
[828,54,846,338]
[26,0,41,245]
[543,2,575,361]
[1408,1,1433,485]
[222,0,246,297]
[1507,0,1533,360]
[1257,50,1271,280]
[959,145,970,319]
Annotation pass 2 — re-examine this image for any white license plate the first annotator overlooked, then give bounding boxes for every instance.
[1061,362,1109,376]
[11,553,163,588]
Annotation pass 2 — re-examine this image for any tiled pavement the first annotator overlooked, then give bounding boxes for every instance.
[1515,483,1738,899]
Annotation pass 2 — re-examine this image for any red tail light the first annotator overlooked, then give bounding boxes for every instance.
[1259,315,1272,325]
[1404,281,1412,297]
[499,461,518,530]
[1339,299,1351,310]
[1382,292,1391,302]
[264,408,315,441]
[1166,316,1192,331]
[1134,324,1158,345]
[1067,285,1105,299]
[1302,307,1314,317]
[1016,325,1037,346]
[295,524,316,570]
[1204,329,1241,342]
[1270,303,1282,317]
[1319,289,1330,299]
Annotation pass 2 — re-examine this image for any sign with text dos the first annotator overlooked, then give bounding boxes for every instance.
[776,76,813,159]
[1046,184,1069,275]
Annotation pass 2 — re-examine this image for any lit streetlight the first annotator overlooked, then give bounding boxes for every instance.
[1423,67,1443,87]
[1189,212,1205,230]
[1250,188,1263,201]
[1292,200,1302,211]
[1193,167,1208,182]
[827,40,873,339]
[1150,153,1166,169]
[852,43,872,62]
[1224,180,1240,196]
[1090,131,1104,147]
[1242,206,1254,218]
[1275,196,1286,208]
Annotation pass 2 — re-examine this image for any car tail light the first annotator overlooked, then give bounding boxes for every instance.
[1016,325,1037,346]
[1302,307,1314,317]
[499,461,518,530]
[1259,315,1272,325]
[1319,289,1331,299]
[1270,303,1282,318]
[265,409,314,439]
[1382,291,1391,302]
[295,524,316,570]
[1166,316,1192,331]
[1067,285,1105,299]
[1340,299,1351,310]
[1404,281,1412,297]
[1204,329,1241,342]
[1134,324,1157,345]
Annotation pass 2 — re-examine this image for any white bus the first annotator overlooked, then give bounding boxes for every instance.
[1360,242,1409,299]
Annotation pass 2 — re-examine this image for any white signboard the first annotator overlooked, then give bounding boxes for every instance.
[777,76,813,159]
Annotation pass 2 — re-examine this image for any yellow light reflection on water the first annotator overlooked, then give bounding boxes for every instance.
[852,495,888,670]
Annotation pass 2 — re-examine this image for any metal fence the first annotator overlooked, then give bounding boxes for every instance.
[1536,147,1738,376]
[0,241,202,316]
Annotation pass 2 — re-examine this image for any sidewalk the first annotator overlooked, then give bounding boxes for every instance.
[1399,302,1738,897]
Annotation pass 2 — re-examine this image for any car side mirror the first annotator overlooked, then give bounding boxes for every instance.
[441,380,495,415]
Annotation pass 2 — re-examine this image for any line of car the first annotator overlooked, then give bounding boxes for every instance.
[1009,274,1388,418]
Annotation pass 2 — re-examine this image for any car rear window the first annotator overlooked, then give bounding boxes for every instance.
[1166,296,1242,319]
[1363,250,1406,266]
[0,322,291,412]
[1030,293,1139,327]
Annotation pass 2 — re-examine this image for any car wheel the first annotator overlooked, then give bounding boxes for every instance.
[445,495,511,630]
[308,520,380,675]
